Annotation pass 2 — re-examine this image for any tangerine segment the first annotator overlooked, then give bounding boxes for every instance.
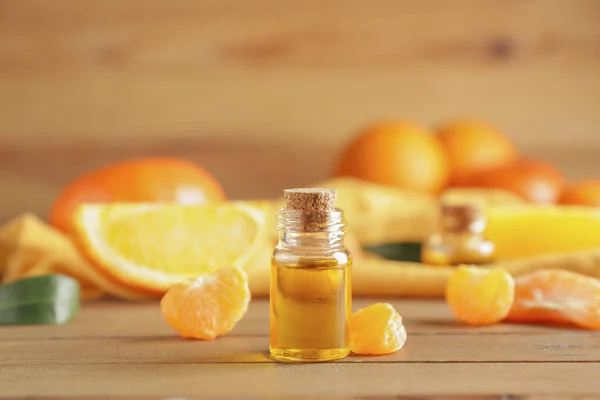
[72,202,269,293]
[506,269,600,330]
[446,266,515,326]
[161,267,250,340]
[349,303,407,355]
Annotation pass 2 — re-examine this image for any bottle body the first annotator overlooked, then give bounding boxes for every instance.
[421,203,495,266]
[421,232,495,266]
[269,207,352,362]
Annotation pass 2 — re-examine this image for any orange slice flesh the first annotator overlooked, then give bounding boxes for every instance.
[446,265,515,326]
[350,303,407,355]
[72,202,269,293]
[161,267,251,340]
[506,269,600,330]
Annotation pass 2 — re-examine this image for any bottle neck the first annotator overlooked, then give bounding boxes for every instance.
[276,208,347,251]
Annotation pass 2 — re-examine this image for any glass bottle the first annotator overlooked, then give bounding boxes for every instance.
[421,202,495,266]
[270,188,352,362]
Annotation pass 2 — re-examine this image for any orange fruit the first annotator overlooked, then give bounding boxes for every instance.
[161,267,250,340]
[71,202,270,293]
[50,157,226,232]
[349,303,407,355]
[559,180,600,207]
[468,159,565,204]
[446,265,515,326]
[436,121,518,186]
[506,269,600,330]
[334,121,449,194]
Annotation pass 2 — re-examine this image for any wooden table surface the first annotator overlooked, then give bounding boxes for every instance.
[1,299,599,399]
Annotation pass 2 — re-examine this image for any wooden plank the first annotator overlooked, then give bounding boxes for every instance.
[0,0,599,145]
[2,300,598,397]
[2,0,599,72]
[2,332,599,365]
[2,139,600,223]
[0,397,589,400]
[0,363,598,396]
[1,68,599,148]
[0,300,568,341]
[2,143,599,225]
[1,0,600,219]
[0,139,335,222]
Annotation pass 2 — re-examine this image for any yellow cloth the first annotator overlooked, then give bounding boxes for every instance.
[313,178,526,245]
[0,213,448,298]
[2,213,600,300]
[1,180,598,300]
[0,214,154,300]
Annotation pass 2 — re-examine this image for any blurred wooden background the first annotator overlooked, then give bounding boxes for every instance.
[1,0,599,222]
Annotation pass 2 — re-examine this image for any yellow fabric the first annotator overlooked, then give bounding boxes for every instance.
[0,214,154,301]
[1,180,599,300]
[2,214,600,300]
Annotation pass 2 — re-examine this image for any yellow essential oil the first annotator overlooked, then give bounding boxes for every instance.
[421,202,495,266]
[270,188,352,362]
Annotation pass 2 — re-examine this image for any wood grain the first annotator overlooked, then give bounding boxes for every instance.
[0,299,572,341]
[0,0,599,220]
[1,299,599,397]
[1,363,598,397]
[0,397,588,400]
[1,0,598,142]
[3,333,599,365]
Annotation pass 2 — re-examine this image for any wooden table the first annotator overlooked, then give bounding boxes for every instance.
[1,299,599,399]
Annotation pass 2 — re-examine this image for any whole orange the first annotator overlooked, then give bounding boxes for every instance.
[559,180,600,207]
[468,159,565,204]
[436,121,518,186]
[334,121,449,194]
[50,157,226,232]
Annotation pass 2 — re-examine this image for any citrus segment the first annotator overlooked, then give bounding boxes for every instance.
[161,267,250,340]
[349,303,407,355]
[446,266,515,326]
[506,269,600,330]
[72,202,269,293]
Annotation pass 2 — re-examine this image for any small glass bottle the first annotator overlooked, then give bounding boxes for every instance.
[421,202,495,266]
[270,188,352,362]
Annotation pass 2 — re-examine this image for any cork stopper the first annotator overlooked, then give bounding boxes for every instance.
[284,188,337,211]
[440,202,485,233]
[283,188,337,230]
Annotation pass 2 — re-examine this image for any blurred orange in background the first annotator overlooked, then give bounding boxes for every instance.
[49,158,226,232]
[435,120,519,186]
[333,121,449,194]
[331,117,588,206]
[560,181,600,207]
[467,159,565,205]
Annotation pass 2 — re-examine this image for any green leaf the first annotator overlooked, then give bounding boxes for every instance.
[0,274,80,325]
[364,242,423,263]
